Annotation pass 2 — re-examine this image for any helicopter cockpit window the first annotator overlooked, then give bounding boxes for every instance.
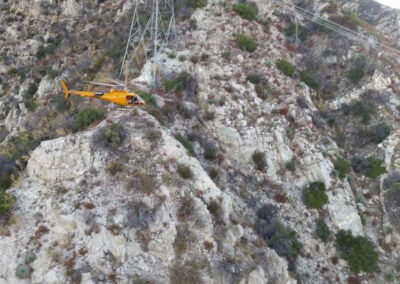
[127,96,138,104]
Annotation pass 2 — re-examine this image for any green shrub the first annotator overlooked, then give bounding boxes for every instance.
[176,134,195,156]
[233,2,258,21]
[24,99,37,112]
[303,182,328,209]
[16,264,32,279]
[365,157,386,179]
[256,220,302,261]
[95,123,124,149]
[336,229,378,274]
[7,131,37,160]
[371,122,391,144]
[139,92,158,107]
[300,70,320,90]
[276,59,295,77]
[350,100,376,124]
[177,164,193,179]
[203,142,217,161]
[236,33,257,52]
[222,49,231,58]
[316,220,330,241]
[163,78,183,93]
[347,67,365,84]
[255,83,271,100]
[334,155,350,180]
[0,190,15,216]
[247,73,261,84]
[178,55,187,62]
[252,150,266,171]
[74,108,104,131]
[189,0,207,8]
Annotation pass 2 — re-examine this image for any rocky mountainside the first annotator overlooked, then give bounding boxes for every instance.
[1,0,400,283]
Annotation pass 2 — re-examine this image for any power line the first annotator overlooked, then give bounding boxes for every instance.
[272,0,400,64]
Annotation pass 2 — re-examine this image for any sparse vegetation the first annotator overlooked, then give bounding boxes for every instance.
[276,59,296,77]
[74,108,104,131]
[178,54,187,62]
[176,134,195,156]
[203,142,217,161]
[177,196,195,222]
[169,260,202,284]
[95,123,124,149]
[222,49,231,58]
[285,23,308,41]
[128,171,158,195]
[303,182,328,209]
[350,100,376,124]
[334,155,350,180]
[300,70,320,90]
[106,162,123,176]
[351,156,386,179]
[16,264,32,279]
[257,220,302,261]
[316,220,330,241]
[347,67,365,84]
[0,190,15,216]
[255,83,271,100]
[236,33,257,52]
[365,157,386,179]
[252,150,266,171]
[174,224,196,256]
[188,0,207,9]
[233,2,258,21]
[370,122,391,144]
[177,164,193,179]
[336,229,378,274]
[247,73,261,84]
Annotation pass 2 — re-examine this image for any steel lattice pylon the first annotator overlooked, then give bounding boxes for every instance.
[120,0,177,86]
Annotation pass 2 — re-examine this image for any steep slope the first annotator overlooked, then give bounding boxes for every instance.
[1,110,293,283]
[1,0,400,283]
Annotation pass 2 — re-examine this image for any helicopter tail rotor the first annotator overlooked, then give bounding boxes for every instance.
[60,80,70,99]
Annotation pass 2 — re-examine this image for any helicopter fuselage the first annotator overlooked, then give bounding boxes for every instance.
[68,89,145,106]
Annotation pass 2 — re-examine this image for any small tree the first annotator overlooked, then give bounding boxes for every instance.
[303,182,328,209]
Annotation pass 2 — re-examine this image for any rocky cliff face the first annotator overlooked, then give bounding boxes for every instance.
[1,0,400,283]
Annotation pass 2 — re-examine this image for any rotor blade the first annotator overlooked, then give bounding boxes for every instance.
[106,78,125,86]
[83,80,120,87]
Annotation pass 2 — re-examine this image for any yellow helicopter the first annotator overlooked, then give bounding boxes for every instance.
[60,79,145,107]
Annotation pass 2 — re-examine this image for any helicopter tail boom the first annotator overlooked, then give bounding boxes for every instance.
[60,80,70,99]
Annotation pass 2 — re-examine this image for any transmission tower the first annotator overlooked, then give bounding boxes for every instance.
[120,0,177,86]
